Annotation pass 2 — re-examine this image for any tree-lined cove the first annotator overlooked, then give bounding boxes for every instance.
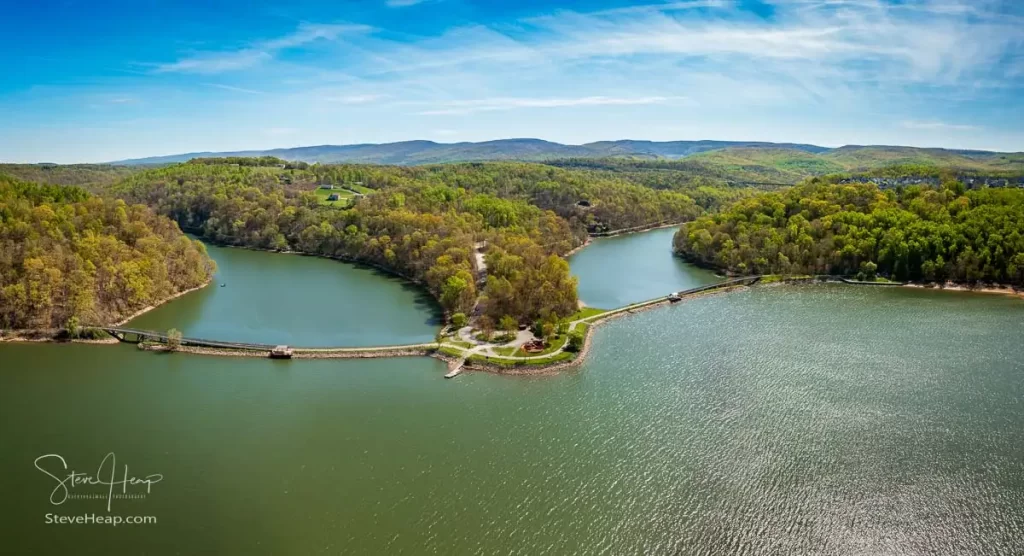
[126,242,441,347]
[3,156,1023,343]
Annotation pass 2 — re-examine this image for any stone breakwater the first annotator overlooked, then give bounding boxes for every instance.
[138,343,438,359]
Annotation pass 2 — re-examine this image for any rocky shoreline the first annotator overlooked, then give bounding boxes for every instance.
[137,343,438,360]
[0,279,213,345]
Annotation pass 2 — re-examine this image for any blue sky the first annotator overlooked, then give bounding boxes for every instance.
[2,0,1022,163]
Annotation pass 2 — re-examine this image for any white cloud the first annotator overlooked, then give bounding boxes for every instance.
[156,23,370,74]
[416,96,682,115]
[157,49,271,74]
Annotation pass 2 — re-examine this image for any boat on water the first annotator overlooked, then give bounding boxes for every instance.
[269,345,293,359]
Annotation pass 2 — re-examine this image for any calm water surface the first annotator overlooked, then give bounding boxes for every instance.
[568,227,718,308]
[2,232,1023,555]
[128,243,441,347]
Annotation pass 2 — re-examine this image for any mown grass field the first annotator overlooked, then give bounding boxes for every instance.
[313,184,374,207]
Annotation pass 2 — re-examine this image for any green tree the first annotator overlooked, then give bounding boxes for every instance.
[541,322,555,339]
[65,316,80,339]
[499,315,518,336]
[860,261,878,281]
[167,328,183,351]
[450,312,467,329]
[567,330,585,352]
[477,315,495,341]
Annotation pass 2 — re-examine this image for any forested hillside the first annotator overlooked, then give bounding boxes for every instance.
[110,162,587,322]
[6,151,1020,332]
[0,163,140,190]
[673,179,1024,285]
[548,147,1024,189]
[360,162,702,232]
[0,174,215,330]
[110,140,1024,184]
[110,139,828,165]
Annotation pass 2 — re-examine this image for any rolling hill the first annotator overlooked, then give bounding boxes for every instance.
[110,139,829,166]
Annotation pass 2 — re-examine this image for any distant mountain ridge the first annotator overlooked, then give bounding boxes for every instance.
[109,139,833,165]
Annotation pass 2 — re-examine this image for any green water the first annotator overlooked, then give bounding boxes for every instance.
[127,243,441,347]
[569,227,718,308]
[2,233,1024,555]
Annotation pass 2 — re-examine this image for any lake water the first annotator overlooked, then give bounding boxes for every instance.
[2,230,1023,555]
[127,243,441,347]
[568,227,718,308]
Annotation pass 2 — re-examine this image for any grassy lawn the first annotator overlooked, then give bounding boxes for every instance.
[314,186,356,207]
[476,332,515,343]
[491,346,516,356]
[443,339,473,349]
[437,346,466,358]
[346,184,374,194]
[564,307,607,322]
[469,351,575,367]
[513,334,568,357]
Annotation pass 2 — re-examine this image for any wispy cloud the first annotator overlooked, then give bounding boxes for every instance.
[324,93,385,103]
[156,23,370,74]
[900,120,980,131]
[417,96,682,115]
[209,83,266,95]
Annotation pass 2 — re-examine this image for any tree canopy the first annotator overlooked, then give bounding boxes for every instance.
[674,179,1024,285]
[0,174,215,329]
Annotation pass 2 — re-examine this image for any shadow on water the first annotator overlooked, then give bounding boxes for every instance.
[367,266,444,327]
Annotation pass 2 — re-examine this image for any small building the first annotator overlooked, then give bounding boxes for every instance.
[269,345,293,359]
[327,193,340,201]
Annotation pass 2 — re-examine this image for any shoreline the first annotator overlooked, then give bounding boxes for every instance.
[112,278,214,326]
[903,281,1024,299]
[563,236,592,258]
[563,221,681,259]
[1,279,212,344]
[589,221,683,238]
